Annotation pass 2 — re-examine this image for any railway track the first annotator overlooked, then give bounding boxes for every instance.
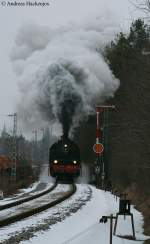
[0,182,57,211]
[0,183,76,228]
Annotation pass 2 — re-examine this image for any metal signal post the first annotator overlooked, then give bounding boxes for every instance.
[100,214,116,244]
[94,105,115,189]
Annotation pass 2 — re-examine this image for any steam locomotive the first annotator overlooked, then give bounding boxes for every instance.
[49,136,81,179]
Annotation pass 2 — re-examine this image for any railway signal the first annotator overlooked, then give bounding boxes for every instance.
[95,165,100,174]
[95,105,115,145]
[94,105,115,189]
[93,142,104,154]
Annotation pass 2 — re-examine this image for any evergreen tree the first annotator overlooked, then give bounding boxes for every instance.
[105,19,150,80]
[128,19,149,50]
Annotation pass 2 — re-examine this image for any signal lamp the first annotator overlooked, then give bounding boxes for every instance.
[64,144,68,148]
[73,160,77,164]
[54,160,58,164]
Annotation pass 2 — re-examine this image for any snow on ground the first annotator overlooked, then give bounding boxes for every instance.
[0,181,40,205]
[0,164,53,205]
[0,184,70,220]
[18,185,148,244]
[0,184,91,243]
[0,184,149,244]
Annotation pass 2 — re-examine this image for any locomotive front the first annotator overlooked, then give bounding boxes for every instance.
[49,136,81,179]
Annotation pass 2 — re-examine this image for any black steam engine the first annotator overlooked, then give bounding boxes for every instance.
[49,135,81,179]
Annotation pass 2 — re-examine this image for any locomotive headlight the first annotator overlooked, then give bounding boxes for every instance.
[73,160,77,164]
[54,160,58,164]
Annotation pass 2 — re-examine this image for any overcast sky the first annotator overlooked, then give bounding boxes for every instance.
[0,0,142,135]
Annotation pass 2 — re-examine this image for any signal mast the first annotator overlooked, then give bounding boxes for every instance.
[93,105,115,189]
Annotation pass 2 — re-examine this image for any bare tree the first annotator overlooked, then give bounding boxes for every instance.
[131,0,150,13]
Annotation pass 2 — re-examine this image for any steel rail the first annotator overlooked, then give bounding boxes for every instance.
[0,182,57,211]
[0,184,76,228]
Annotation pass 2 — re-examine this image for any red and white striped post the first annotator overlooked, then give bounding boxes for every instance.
[96,107,103,144]
[94,105,115,189]
[96,105,115,143]
[93,107,104,155]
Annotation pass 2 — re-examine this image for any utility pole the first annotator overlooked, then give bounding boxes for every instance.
[32,129,38,146]
[40,128,44,139]
[40,128,44,162]
[8,113,17,181]
[32,129,38,162]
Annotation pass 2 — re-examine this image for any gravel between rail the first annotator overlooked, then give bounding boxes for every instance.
[0,184,92,244]
[0,184,76,228]
[0,182,57,211]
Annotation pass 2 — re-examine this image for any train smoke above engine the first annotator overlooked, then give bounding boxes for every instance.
[11,17,119,135]
[40,61,83,137]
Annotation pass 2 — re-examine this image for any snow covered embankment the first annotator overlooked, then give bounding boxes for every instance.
[21,185,149,244]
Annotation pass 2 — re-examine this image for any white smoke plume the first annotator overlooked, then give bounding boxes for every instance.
[11,17,119,136]
[77,163,90,184]
[39,164,54,183]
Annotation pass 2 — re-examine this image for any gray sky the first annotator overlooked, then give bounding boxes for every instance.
[0,0,142,135]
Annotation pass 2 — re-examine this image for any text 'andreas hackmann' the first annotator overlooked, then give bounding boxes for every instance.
[6,1,50,7]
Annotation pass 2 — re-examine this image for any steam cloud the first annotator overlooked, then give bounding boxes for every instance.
[11,18,119,136]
